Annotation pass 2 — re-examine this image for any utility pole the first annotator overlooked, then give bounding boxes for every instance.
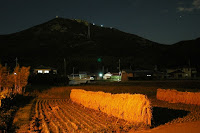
[118,59,121,81]
[15,57,18,67]
[188,58,191,67]
[102,66,104,74]
[87,23,90,39]
[73,67,75,79]
[64,58,66,76]
[118,59,121,73]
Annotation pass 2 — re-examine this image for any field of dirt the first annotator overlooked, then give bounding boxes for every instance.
[28,98,145,132]
[6,80,200,132]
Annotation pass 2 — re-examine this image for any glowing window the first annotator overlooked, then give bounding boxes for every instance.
[38,70,43,73]
[44,70,49,73]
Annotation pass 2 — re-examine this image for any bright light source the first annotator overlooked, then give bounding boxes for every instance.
[101,25,103,27]
[14,72,17,75]
[44,70,49,73]
[92,23,95,25]
[38,70,43,73]
[147,75,151,77]
[99,73,103,77]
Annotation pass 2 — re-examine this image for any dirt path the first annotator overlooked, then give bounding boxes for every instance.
[12,101,34,132]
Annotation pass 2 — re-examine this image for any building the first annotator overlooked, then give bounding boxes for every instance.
[121,69,133,81]
[103,72,112,80]
[68,71,89,80]
[167,67,197,79]
[110,73,121,81]
[68,71,93,85]
[132,70,154,80]
[33,65,57,74]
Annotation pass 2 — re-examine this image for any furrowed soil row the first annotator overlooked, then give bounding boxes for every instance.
[55,99,93,132]
[42,99,59,132]
[61,100,109,129]
[49,101,83,132]
[64,99,126,129]
[38,100,50,133]
[45,99,76,132]
[42,99,88,132]
[30,98,131,132]
[43,99,67,132]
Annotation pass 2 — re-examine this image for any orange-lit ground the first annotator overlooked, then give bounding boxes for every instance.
[132,121,200,133]
[12,85,200,132]
[28,99,137,132]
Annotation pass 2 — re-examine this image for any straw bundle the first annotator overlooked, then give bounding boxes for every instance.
[70,89,152,125]
[157,89,200,105]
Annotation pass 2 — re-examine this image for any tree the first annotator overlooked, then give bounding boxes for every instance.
[0,64,3,91]
[0,64,8,91]
[13,65,20,93]
[0,64,13,107]
[19,66,30,93]
[13,65,30,94]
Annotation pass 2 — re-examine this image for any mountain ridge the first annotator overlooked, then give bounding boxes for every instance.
[0,17,199,73]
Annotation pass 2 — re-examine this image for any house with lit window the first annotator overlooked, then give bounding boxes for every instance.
[33,65,57,74]
[167,67,197,79]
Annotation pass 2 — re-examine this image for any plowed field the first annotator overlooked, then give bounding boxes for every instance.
[29,99,138,133]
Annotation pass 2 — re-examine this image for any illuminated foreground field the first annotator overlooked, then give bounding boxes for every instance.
[30,99,140,132]
[13,82,200,132]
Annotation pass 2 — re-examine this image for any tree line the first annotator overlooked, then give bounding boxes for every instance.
[0,64,30,99]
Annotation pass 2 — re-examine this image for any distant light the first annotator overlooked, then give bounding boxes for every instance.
[14,72,17,75]
[99,73,103,77]
[110,27,112,29]
[56,16,59,18]
[44,70,49,73]
[38,70,43,73]
[147,75,151,77]
[92,23,95,25]
[100,25,103,27]
[97,58,102,62]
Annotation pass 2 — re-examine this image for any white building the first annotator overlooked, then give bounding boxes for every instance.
[33,65,57,74]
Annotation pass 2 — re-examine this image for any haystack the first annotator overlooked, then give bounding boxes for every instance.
[70,89,152,125]
[157,89,200,105]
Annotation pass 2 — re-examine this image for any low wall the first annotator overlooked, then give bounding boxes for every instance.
[70,89,152,125]
[157,89,200,105]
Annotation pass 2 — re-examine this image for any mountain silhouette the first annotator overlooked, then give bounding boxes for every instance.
[0,17,199,73]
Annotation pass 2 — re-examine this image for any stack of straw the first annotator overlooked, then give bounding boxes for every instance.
[157,89,200,105]
[70,89,152,125]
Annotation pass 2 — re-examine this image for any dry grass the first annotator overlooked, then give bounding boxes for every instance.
[157,89,200,105]
[37,87,71,99]
[12,102,33,132]
[70,89,152,125]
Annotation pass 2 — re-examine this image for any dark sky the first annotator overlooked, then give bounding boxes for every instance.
[0,0,200,44]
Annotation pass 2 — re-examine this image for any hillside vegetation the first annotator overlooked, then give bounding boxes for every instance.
[0,17,199,72]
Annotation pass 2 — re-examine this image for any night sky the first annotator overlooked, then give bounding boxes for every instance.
[0,0,200,44]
